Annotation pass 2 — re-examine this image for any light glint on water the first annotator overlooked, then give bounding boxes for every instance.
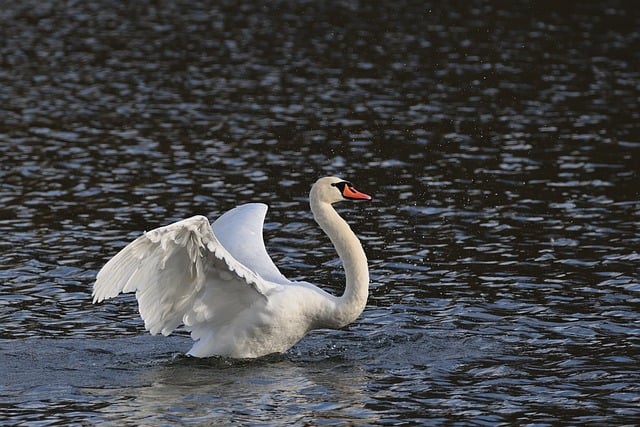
[1,1,639,425]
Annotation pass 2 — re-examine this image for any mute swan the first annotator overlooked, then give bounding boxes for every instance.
[92,176,372,358]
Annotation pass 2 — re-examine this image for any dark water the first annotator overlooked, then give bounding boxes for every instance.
[1,1,639,425]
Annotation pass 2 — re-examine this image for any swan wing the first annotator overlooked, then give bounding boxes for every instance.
[92,214,272,337]
[212,203,290,286]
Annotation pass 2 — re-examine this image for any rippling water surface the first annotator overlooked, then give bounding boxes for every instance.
[1,1,639,425]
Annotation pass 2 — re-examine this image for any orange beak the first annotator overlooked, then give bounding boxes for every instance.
[343,185,372,201]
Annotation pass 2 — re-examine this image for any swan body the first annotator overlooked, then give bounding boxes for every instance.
[92,176,371,358]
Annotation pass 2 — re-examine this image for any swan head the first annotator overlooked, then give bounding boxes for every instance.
[311,176,372,204]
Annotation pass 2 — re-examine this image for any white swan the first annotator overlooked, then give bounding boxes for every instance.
[92,176,372,358]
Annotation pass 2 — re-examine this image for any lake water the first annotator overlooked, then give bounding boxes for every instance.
[1,1,639,425]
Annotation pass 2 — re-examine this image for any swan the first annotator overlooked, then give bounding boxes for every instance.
[92,176,372,358]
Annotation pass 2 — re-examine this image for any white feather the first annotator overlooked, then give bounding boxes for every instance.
[93,178,371,358]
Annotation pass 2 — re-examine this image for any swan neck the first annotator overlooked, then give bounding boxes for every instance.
[310,198,369,328]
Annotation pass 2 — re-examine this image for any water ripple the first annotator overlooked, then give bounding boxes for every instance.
[1,1,639,425]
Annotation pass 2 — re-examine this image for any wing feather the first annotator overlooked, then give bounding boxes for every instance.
[92,214,271,337]
[212,203,290,285]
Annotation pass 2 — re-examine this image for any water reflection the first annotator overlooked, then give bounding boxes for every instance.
[89,357,380,425]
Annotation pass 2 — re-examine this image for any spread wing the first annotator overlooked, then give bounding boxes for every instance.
[92,204,286,338]
[212,203,289,286]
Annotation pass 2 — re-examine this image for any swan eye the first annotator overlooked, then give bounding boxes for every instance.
[331,181,351,195]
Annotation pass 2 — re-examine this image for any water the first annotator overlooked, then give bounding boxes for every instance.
[1,1,639,425]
